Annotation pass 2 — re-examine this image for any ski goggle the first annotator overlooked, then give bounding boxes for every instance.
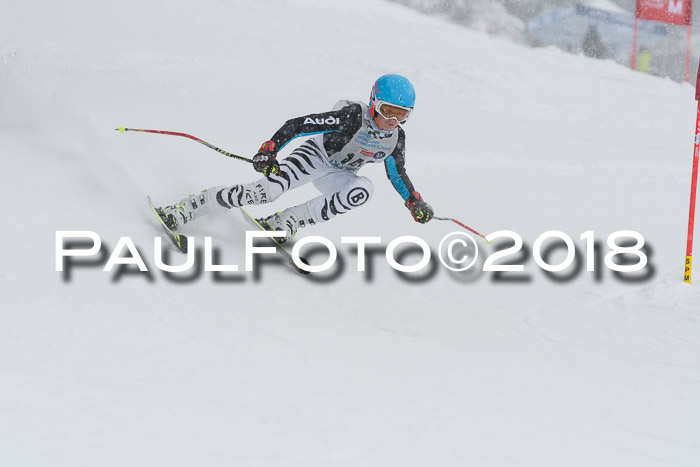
[376,101,412,122]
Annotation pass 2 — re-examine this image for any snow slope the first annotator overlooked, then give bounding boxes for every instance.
[1,0,699,466]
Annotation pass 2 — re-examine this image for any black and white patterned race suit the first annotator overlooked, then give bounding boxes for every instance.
[208,100,417,225]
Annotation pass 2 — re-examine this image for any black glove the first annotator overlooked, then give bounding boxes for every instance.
[252,140,280,176]
[405,191,433,224]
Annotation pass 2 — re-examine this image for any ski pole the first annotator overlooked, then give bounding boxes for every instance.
[115,127,254,164]
[434,216,492,243]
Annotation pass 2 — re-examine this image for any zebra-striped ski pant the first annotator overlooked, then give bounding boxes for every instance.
[209,140,374,224]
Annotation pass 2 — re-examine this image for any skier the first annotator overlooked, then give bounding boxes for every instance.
[156,74,434,243]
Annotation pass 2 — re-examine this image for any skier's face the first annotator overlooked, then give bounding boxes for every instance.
[374,113,400,131]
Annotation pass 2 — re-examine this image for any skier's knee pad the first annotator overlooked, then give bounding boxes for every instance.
[257,176,286,203]
[211,177,285,210]
[308,176,374,224]
[341,176,373,209]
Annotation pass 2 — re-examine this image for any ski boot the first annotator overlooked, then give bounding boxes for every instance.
[259,204,313,244]
[159,190,210,230]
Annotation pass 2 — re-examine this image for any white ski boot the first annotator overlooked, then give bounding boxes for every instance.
[159,190,210,230]
[260,203,313,244]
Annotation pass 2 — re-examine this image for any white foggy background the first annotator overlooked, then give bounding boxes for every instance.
[389,0,699,81]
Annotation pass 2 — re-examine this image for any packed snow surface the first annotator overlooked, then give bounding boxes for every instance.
[1,0,699,466]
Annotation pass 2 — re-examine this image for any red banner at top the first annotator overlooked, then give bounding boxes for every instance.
[636,0,693,26]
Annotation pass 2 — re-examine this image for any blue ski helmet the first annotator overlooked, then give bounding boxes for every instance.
[369,74,415,118]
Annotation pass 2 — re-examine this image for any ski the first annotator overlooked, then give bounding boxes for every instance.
[147,196,189,254]
[240,208,311,275]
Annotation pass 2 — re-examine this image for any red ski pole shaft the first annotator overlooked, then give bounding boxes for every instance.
[116,126,254,164]
[434,216,492,243]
